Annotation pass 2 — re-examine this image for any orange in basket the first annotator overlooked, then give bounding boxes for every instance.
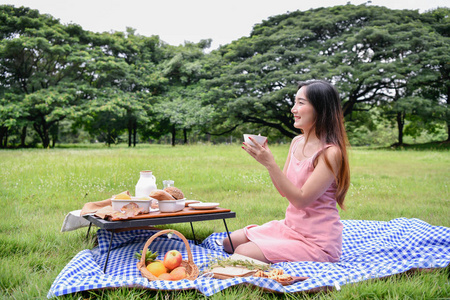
[137,229,199,281]
[146,261,167,277]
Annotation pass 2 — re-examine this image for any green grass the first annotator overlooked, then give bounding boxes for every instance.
[0,144,449,299]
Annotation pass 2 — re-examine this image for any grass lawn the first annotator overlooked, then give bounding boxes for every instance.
[0,143,449,299]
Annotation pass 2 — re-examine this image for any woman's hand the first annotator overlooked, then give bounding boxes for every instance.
[242,137,276,168]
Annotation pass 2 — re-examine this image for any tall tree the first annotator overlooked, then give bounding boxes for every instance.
[202,5,449,143]
[71,28,167,146]
[414,8,450,141]
[0,5,91,148]
[156,40,212,145]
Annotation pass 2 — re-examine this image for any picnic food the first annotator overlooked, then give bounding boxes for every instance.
[113,193,131,200]
[137,229,199,281]
[146,261,167,277]
[163,250,183,270]
[149,189,175,201]
[157,272,173,280]
[155,266,187,281]
[254,268,293,282]
[110,202,146,219]
[164,186,185,200]
[170,266,187,280]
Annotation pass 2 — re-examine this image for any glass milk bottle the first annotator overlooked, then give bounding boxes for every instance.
[135,171,157,197]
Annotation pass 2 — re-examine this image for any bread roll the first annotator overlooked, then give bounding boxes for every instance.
[149,189,175,201]
[164,186,184,200]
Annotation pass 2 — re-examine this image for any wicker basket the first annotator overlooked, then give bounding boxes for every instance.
[137,229,199,281]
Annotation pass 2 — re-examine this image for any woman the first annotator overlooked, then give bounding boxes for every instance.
[223,80,350,263]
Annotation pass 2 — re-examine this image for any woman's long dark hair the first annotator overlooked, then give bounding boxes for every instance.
[297,80,350,209]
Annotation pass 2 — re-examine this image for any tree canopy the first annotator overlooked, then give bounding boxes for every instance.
[0,4,448,148]
[202,5,449,141]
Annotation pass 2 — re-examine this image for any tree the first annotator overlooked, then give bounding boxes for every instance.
[0,5,91,148]
[201,5,449,143]
[155,85,214,145]
[413,8,450,141]
[1,4,448,147]
[87,29,167,146]
[69,28,168,147]
[156,40,213,145]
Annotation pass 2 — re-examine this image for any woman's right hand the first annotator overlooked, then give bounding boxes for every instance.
[242,137,276,169]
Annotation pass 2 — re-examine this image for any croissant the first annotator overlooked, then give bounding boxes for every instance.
[149,189,175,201]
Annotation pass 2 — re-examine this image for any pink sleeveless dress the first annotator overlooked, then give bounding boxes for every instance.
[244,136,343,263]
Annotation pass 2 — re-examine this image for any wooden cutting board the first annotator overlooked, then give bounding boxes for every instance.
[108,206,231,221]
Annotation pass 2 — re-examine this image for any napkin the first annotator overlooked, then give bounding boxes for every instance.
[80,199,112,216]
[60,210,91,232]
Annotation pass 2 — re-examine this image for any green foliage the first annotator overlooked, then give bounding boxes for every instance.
[0,4,449,148]
[202,5,450,143]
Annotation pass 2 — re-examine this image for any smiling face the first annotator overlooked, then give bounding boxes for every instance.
[291,86,317,132]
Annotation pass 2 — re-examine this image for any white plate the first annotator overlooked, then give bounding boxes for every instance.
[189,202,220,210]
[185,200,201,207]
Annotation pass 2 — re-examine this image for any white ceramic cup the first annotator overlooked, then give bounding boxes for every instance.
[243,134,267,146]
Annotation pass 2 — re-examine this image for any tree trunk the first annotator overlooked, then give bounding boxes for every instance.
[44,132,50,148]
[51,124,58,148]
[171,125,176,146]
[0,127,6,148]
[128,120,132,147]
[183,128,187,144]
[34,122,50,148]
[43,133,50,148]
[342,91,359,117]
[20,126,27,147]
[396,111,404,146]
[133,121,137,147]
[4,131,7,148]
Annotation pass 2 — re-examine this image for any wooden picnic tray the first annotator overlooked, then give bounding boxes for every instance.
[108,207,231,221]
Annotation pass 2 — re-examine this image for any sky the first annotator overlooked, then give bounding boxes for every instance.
[1,0,448,50]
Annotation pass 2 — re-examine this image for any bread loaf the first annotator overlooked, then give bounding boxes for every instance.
[149,189,175,201]
[164,186,185,200]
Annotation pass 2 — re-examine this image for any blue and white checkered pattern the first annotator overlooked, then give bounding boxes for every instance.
[47,218,450,298]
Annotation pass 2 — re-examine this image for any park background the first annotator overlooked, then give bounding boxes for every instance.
[0,3,449,148]
[0,3,449,299]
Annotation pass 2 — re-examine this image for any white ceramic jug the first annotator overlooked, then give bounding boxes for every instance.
[135,170,157,197]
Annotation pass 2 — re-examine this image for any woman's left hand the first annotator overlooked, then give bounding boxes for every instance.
[242,137,275,168]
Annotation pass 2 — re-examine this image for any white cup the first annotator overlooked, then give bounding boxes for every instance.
[243,134,267,146]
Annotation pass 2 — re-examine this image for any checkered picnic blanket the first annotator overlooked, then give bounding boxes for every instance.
[47,218,450,298]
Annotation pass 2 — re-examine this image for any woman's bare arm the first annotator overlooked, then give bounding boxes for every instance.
[243,137,341,209]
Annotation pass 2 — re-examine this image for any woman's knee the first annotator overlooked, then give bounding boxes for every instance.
[222,229,248,253]
[234,243,255,257]
[222,236,233,253]
[234,242,270,263]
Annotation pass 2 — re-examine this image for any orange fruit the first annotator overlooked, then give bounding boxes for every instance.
[146,261,167,277]
[170,266,187,280]
[157,272,173,280]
